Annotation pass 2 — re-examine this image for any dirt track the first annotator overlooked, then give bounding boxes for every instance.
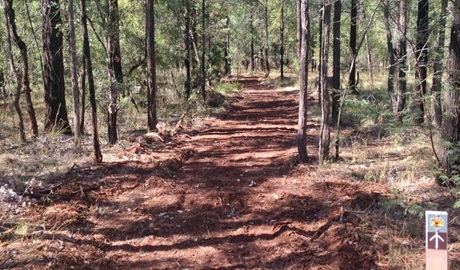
[2,77,383,269]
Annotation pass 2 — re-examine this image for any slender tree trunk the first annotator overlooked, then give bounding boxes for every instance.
[146,0,158,131]
[42,0,72,134]
[4,0,38,139]
[332,0,341,159]
[201,0,206,100]
[184,0,192,98]
[384,0,396,107]
[280,0,285,81]
[331,0,341,123]
[439,0,460,183]
[264,0,270,76]
[296,0,301,58]
[81,0,102,163]
[80,58,86,134]
[319,0,331,162]
[67,0,81,141]
[396,0,407,117]
[250,9,255,72]
[298,0,310,163]
[3,1,25,142]
[432,0,448,128]
[224,16,231,76]
[349,0,358,94]
[413,0,429,124]
[24,1,44,83]
[107,0,123,145]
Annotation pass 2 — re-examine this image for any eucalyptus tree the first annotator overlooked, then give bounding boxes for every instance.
[438,0,460,184]
[81,0,103,162]
[200,0,206,100]
[319,0,331,162]
[4,0,38,138]
[384,0,396,109]
[432,0,448,128]
[413,0,429,124]
[3,0,25,142]
[67,0,81,140]
[297,0,310,163]
[396,0,407,118]
[348,0,358,94]
[146,0,158,130]
[42,0,72,134]
[279,0,285,80]
[107,0,123,145]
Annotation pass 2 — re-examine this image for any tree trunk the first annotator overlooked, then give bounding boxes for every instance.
[42,0,72,134]
[81,0,103,163]
[107,0,123,145]
[432,0,448,128]
[201,0,206,100]
[331,0,341,124]
[146,0,158,131]
[24,0,44,84]
[224,16,231,76]
[184,0,192,99]
[264,0,270,76]
[296,0,301,58]
[250,9,255,72]
[67,0,81,141]
[439,0,460,183]
[332,0,341,159]
[319,0,331,162]
[3,1,25,142]
[413,0,429,124]
[4,0,38,139]
[348,0,358,94]
[396,0,407,117]
[298,0,310,163]
[280,0,285,81]
[384,0,396,107]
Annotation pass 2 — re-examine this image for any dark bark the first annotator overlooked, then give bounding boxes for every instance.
[384,0,396,107]
[4,0,25,142]
[349,0,358,94]
[280,0,285,81]
[296,0,301,58]
[24,1,44,82]
[332,0,341,159]
[432,0,448,128]
[42,0,71,134]
[319,0,331,162]
[81,0,102,162]
[331,0,341,124]
[224,16,231,76]
[298,0,310,163]
[413,0,429,124]
[396,0,407,117]
[107,0,123,145]
[184,0,192,98]
[4,0,38,138]
[146,0,158,131]
[250,9,255,72]
[201,0,206,100]
[439,0,460,183]
[264,0,270,76]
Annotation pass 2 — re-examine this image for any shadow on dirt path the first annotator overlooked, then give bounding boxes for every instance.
[2,76,378,270]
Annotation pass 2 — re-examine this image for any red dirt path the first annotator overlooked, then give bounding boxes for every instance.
[2,77,382,269]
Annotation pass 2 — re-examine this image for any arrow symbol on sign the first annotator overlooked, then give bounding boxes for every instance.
[429,230,445,249]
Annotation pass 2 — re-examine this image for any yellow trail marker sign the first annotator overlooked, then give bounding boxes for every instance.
[426,211,448,270]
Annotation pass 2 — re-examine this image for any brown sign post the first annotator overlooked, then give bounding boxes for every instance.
[426,211,448,270]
